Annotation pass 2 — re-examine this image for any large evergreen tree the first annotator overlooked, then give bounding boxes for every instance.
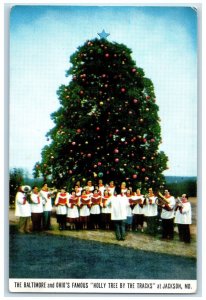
[33,31,168,192]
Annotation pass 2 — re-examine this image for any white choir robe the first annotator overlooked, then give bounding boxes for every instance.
[30,193,44,213]
[79,195,91,217]
[109,194,128,221]
[144,196,158,217]
[55,192,69,215]
[175,202,192,224]
[15,192,31,217]
[40,190,52,212]
[132,195,144,215]
[67,205,79,218]
[160,196,176,219]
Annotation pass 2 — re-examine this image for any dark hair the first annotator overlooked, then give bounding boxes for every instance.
[114,187,121,195]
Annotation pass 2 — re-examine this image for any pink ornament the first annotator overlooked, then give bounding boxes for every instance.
[96,127,100,131]
[98,162,102,166]
[114,158,119,163]
[150,138,155,142]
[133,174,137,179]
[69,170,73,174]
[133,98,138,103]
[87,153,92,157]
[72,142,76,145]
[121,88,126,93]
[105,53,110,58]
[114,148,119,153]
[143,138,147,143]
[142,168,146,172]
[131,68,136,73]
[76,129,81,133]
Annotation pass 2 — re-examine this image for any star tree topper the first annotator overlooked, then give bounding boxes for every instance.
[98,29,110,39]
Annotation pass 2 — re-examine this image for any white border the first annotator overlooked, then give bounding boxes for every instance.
[2,0,205,299]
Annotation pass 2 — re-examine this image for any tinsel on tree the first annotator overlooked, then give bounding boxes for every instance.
[33,31,168,192]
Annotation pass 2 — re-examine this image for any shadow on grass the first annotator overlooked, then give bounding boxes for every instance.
[9,225,196,280]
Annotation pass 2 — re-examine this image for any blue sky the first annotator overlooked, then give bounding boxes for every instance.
[9,5,197,177]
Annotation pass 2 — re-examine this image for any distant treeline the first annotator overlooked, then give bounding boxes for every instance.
[9,168,197,206]
[165,176,197,197]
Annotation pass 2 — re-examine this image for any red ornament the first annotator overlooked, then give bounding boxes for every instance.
[132,174,137,179]
[76,129,81,133]
[143,138,147,143]
[96,127,100,131]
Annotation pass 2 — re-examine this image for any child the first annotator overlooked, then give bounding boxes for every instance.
[79,189,91,229]
[55,187,69,230]
[67,190,80,230]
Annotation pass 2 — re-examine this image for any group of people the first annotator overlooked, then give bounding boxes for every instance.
[14,179,192,243]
